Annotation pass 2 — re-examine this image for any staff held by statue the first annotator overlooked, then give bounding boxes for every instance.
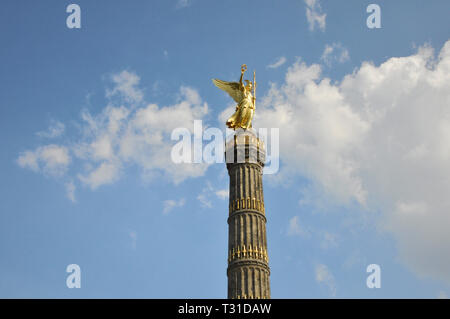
[253,70,256,108]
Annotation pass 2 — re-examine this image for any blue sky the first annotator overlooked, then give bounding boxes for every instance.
[1,0,450,298]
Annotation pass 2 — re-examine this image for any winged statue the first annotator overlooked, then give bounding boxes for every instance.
[212,64,256,130]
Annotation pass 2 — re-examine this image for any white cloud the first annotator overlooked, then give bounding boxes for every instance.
[18,71,210,193]
[287,216,309,237]
[320,231,338,250]
[17,150,39,172]
[176,0,191,9]
[65,181,76,202]
[106,70,143,104]
[129,230,138,250]
[78,161,121,190]
[17,144,70,177]
[304,0,326,32]
[315,263,336,297]
[197,182,228,208]
[197,193,212,208]
[286,216,338,250]
[267,56,287,69]
[215,189,228,200]
[255,40,450,284]
[163,198,186,214]
[36,120,65,138]
[286,215,339,251]
[198,182,214,208]
[321,43,350,66]
[38,145,70,175]
[117,86,209,184]
[255,60,368,206]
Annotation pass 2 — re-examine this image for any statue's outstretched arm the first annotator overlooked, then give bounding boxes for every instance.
[239,72,244,91]
[239,64,247,91]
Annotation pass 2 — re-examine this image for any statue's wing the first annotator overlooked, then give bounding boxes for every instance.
[212,79,243,103]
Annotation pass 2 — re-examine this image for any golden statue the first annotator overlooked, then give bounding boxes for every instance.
[212,64,256,129]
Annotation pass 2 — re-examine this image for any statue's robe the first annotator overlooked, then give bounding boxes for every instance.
[226,92,254,129]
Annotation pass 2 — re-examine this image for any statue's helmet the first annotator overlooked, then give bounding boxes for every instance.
[244,80,253,90]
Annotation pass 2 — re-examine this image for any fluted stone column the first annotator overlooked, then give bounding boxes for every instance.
[225,129,270,299]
